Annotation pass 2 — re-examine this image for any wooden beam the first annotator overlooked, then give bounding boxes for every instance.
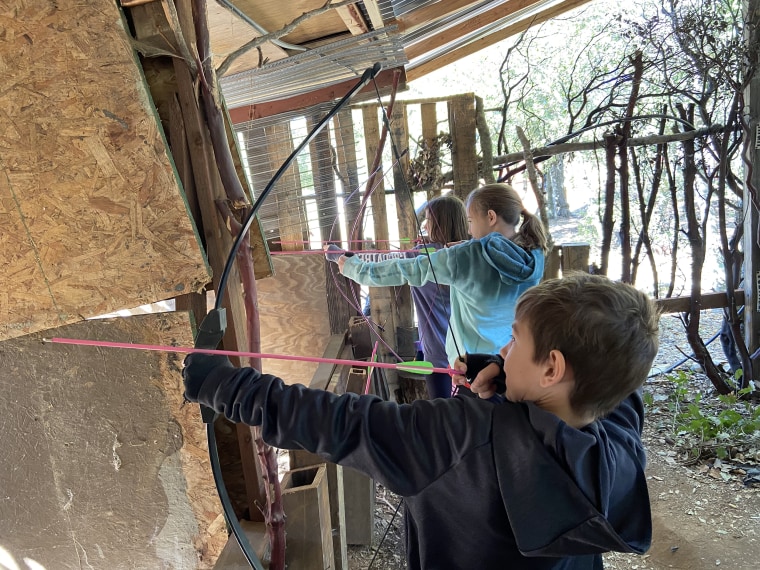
[406,0,592,82]
[448,94,479,200]
[228,67,406,122]
[655,290,744,314]
[362,0,385,30]
[396,0,481,32]
[405,0,545,61]
[336,3,370,34]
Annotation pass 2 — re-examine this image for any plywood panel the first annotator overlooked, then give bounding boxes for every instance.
[0,312,226,569]
[0,0,209,341]
[258,255,331,384]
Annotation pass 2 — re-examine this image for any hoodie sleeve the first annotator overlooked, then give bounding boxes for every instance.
[342,244,459,287]
[192,364,491,496]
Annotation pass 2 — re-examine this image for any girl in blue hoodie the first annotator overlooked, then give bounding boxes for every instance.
[336,183,549,378]
[329,194,469,399]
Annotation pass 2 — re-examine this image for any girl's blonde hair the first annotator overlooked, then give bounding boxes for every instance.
[466,183,548,252]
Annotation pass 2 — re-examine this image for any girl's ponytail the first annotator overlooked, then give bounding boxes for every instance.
[514,210,549,253]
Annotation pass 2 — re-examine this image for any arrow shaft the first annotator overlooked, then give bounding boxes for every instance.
[47,337,454,375]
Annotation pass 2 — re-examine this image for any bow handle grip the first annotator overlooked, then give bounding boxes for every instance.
[194,308,228,423]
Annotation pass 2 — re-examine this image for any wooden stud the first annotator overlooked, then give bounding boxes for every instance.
[448,94,479,200]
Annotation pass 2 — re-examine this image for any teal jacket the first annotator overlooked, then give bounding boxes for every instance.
[342,233,544,364]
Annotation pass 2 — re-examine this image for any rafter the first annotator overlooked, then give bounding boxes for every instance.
[406,0,592,82]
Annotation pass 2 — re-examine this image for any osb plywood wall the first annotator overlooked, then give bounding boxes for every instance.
[258,255,332,384]
[0,312,226,569]
[0,0,209,342]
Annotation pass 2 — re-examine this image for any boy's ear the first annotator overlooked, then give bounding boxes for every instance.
[539,349,567,388]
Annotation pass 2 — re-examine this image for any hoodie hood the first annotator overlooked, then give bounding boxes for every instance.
[491,401,652,558]
[479,233,544,285]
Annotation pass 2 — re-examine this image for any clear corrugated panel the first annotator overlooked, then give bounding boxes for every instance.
[220,28,407,108]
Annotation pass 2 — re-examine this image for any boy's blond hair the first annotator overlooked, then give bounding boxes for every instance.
[515,273,660,419]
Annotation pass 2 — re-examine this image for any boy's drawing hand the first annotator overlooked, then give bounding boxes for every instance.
[453,353,505,400]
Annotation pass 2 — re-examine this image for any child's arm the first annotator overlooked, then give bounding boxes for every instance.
[183,352,488,496]
[340,243,461,287]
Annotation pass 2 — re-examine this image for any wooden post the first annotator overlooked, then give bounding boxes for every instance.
[308,114,339,244]
[342,368,375,545]
[335,109,362,237]
[560,243,590,274]
[390,103,416,347]
[744,0,760,382]
[543,246,562,280]
[448,94,479,201]
[264,122,307,250]
[362,105,399,390]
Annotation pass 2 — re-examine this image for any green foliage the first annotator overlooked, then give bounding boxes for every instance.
[655,371,760,458]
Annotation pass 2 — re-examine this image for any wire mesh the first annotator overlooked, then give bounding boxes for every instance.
[235,102,374,248]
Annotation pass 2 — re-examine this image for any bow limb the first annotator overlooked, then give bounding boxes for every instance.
[195,60,382,569]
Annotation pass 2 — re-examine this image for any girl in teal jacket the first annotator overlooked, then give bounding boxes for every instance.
[337,183,549,373]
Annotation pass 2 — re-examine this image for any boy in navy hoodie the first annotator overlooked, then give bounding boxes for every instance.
[182,273,659,569]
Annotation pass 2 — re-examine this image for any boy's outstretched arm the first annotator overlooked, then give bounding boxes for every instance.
[183,353,489,496]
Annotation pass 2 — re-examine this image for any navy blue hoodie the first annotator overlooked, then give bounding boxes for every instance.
[188,363,651,569]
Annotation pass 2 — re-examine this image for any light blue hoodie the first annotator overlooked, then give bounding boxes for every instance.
[342,233,544,365]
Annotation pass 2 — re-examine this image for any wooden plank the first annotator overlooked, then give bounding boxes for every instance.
[309,113,339,243]
[448,94,479,200]
[206,0,289,77]
[257,254,332,383]
[289,451,348,570]
[405,0,547,61]
[656,290,744,314]
[281,465,335,570]
[342,372,375,545]
[309,332,348,391]
[265,123,308,250]
[212,521,269,570]
[218,0,348,48]
[390,102,416,335]
[0,0,209,341]
[395,0,480,32]
[335,109,363,235]
[173,53,269,523]
[228,67,406,121]
[421,102,438,147]
[361,105,399,388]
[0,312,226,567]
[406,0,593,82]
